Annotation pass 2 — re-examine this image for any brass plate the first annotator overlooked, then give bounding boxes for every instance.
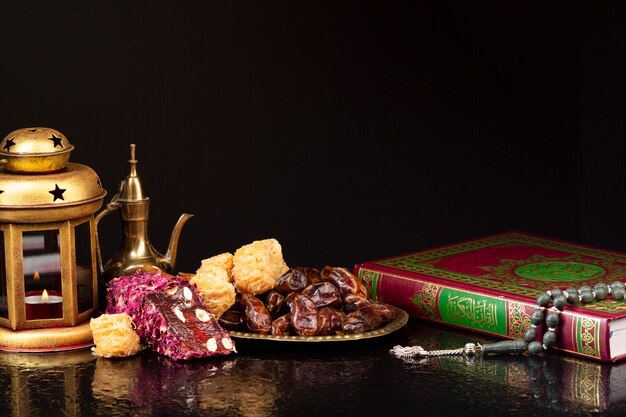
[229,308,409,342]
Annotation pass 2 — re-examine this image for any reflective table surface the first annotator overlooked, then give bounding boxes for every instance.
[2,319,626,416]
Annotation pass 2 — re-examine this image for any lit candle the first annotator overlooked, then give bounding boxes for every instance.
[25,289,63,320]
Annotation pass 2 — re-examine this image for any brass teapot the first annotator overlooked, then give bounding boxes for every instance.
[95,144,192,305]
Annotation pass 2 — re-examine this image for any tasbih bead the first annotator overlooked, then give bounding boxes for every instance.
[536,293,551,308]
[531,309,544,325]
[578,285,592,292]
[611,281,625,297]
[613,288,626,301]
[548,288,563,298]
[545,312,559,328]
[580,289,595,303]
[565,288,581,305]
[523,327,537,343]
[542,330,557,348]
[593,284,609,300]
[552,294,567,310]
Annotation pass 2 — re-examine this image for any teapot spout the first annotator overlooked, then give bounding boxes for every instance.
[165,213,194,271]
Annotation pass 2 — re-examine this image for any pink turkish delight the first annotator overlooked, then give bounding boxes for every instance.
[105,270,236,360]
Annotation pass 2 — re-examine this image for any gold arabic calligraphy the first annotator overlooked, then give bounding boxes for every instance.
[446,295,499,330]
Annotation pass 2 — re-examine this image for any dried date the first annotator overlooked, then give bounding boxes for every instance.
[283,292,297,309]
[317,307,345,336]
[343,294,371,313]
[290,295,319,336]
[242,293,272,335]
[300,282,342,309]
[304,267,322,284]
[265,290,285,316]
[356,281,368,298]
[320,266,367,298]
[271,314,291,336]
[370,302,398,322]
[342,311,369,334]
[217,298,245,331]
[218,307,245,331]
[357,304,382,330]
[275,267,313,294]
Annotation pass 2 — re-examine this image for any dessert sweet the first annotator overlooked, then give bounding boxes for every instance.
[232,238,289,295]
[106,270,236,360]
[189,265,236,318]
[90,312,142,358]
[199,252,234,282]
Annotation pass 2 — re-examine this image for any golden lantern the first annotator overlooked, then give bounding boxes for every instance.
[0,127,106,351]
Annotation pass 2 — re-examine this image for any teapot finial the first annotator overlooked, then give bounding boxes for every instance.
[129,143,137,176]
[119,143,145,202]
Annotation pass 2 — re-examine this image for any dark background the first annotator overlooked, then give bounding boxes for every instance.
[0,2,624,273]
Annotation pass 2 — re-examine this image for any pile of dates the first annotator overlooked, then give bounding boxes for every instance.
[218,266,397,336]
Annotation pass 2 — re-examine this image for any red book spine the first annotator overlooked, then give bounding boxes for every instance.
[354,263,618,362]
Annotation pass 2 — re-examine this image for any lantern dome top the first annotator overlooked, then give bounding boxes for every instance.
[0,127,74,173]
[0,127,106,222]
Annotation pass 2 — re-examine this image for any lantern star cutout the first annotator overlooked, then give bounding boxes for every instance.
[49,134,64,148]
[3,138,16,152]
[49,184,66,201]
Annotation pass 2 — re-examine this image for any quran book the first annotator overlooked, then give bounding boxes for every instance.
[354,231,626,362]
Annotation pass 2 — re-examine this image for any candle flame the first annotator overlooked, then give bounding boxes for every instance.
[34,271,40,280]
[42,289,49,302]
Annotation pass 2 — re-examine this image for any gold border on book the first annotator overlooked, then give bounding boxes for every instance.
[228,308,409,342]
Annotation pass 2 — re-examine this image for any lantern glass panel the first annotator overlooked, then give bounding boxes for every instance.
[75,221,93,314]
[23,230,63,320]
[0,231,6,319]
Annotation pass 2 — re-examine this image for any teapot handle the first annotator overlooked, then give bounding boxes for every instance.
[94,181,124,275]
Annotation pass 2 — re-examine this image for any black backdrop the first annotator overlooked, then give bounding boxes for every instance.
[0,2,624,273]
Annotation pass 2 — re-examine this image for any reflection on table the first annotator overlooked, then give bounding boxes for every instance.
[0,319,626,416]
[399,321,626,413]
